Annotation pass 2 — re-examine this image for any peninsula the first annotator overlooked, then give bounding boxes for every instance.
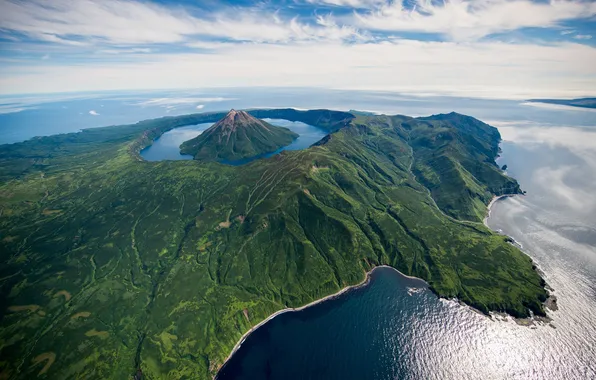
[526,97,596,109]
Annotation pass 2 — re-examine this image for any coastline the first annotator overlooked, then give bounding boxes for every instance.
[483,193,519,227]
[215,265,424,378]
[483,192,557,324]
[216,194,553,377]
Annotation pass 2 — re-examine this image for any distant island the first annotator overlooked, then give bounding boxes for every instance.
[526,97,596,109]
[0,108,547,379]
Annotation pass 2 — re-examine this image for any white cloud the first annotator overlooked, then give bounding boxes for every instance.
[0,104,29,114]
[3,39,593,99]
[196,104,204,110]
[0,0,595,98]
[89,110,99,115]
[137,97,234,107]
[533,165,590,211]
[497,124,596,213]
[574,34,592,40]
[356,0,596,41]
[560,29,575,35]
[0,0,363,45]
[97,48,153,54]
[520,102,596,112]
[497,124,596,153]
[305,0,384,8]
[186,41,241,50]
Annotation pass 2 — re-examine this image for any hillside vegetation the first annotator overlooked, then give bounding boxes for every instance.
[0,109,546,379]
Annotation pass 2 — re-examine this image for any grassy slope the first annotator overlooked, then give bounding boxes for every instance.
[0,110,546,379]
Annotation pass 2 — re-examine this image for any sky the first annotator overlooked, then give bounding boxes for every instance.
[0,0,595,98]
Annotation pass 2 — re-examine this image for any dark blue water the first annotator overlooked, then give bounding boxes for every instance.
[139,119,326,163]
[218,267,431,380]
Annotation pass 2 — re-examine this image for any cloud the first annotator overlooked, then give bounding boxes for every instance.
[0,0,363,45]
[0,0,595,98]
[0,104,29,114]
[520,102,596,112]
[497,124,596,213]
[304,0,384,7]
[497,124,596,153]
[533,165,590,211]
[2,39,594,99]
[97,48,153,54]
[560,30,575,35]
[137,97,234,107]
[196,105,204,110]
[574,34,593,40]
[41,54,50,60]
[186,41,240,50]
[89,110,99,115]
[355,0,596,41]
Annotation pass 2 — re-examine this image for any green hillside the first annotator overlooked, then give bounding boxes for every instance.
[0,109,546,379]
[180,109,298,161]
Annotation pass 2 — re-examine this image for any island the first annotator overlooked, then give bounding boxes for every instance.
[180,109,298,161]
[0,108,547,379]
[526,97,596,109]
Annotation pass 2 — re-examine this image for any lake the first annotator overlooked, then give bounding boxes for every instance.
[139,119,327,163]
[139,123,212,161]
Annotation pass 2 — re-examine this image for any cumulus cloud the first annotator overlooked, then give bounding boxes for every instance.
[89,110,99,115]
[355,0,596,41]
[196,105,204,110]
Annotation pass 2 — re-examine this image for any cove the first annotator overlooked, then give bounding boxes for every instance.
[216,267,434,380]
[140,119,326,163]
